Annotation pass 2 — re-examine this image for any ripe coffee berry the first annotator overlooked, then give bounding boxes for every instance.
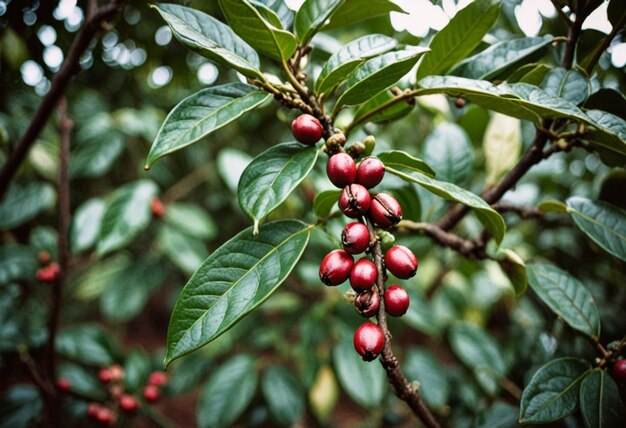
[86,403,101,419]
[355,288,380,318]
[353,322,384,361]
[356,157,385,188]
[119,394,139,412]
[327,153,356,188]
[338,184,371,218]
[384,285,410,316]
[369,193,402,228]
[143,385,160,403]
[291,114,323,145]
[612,359,626,383]
[151,198,165,218]
[38,250,51,265]
[341,222,370,254]
[349,258,377,291]
[148,371,168,386]
[99,367,112,383]
[319,249,354,286]
[95,407,115,426]
[56,378,71,392]
[385,245,418,279]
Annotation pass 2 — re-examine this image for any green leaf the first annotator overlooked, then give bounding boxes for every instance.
[295,0,344,45]
[0,182,55,230]
[519,357,591,424]
[507,63,552,85]
[254,0,294,29]
[0,245,37,285]
[75,255,131,301]
[415,0,501,80]
[389,186,421,222]
[219,0,297,61]
[326,0,403,29]
[539,200,567,213]
[449,322,507,395]
[497,249,527,297]
[313,190,341,218]
[197,355,258,428]
[585,109,626,159]
[165,220,311,366]
[421,122,474,184]
[123,349,151,393]
[608,0,626,30]
[332,335,386,407]
[377,150,436,178]
[475,402,521,428]
[152,3,262,78]
[158,224,209,274]
[336,47,430,108]
[316,34,398,95]
[541,67,590,105]
[526,263,600,340]
[0,385,42,428]
[352,88,414,125]
[579,369,626,428]
[164,203,217,241]
[381,151,505,245]
[250,1,284,28]
[566,197,626,262]
[97,180,158,256]
[404,348,449,411]
[147,83,270,167]
[238,142,319,233]
[452,35,553,81]
[70,119,125,179]
[71,198,106,253]
[261,366,305,426]
[56,325,116,367]
[483,112,521,185]
[585,88,626,121]
[58,363,106,400]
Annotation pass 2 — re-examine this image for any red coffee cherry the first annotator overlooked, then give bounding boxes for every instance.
[356,157,385,188]
[349,258,377,291]
[384,285,410,316]
[38,250,51,265]
[148,371,168,386]
[355,288,380,318]
[119,394,139,412]
[56,378,71,393]
[327,153,356,188]
[384,245,418,279]
[86,403,101,419]
[369,193,402,228]
[612,359,626,383]
[291,114,323,145]
[319,249,354,286]
[341,222,370,254]
[143,385,160,403]
[338,184,371,218]
[95,407,115,426]
[353,322,384,361]
[151,198,165,218]
[98,367,112,384]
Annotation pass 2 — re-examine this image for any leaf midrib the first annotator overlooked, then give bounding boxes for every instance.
[569,205,626,242]
[525,368,591,420]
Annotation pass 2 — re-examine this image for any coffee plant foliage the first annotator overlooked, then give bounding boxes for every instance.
[0,0,625,427]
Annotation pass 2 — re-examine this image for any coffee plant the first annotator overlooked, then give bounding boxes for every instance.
[1,0,625,427]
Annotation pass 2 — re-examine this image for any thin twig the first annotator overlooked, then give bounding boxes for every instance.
[583,13,626,75]
[550,0,572,27]
[398,221,487,259]
[491,203,543,219]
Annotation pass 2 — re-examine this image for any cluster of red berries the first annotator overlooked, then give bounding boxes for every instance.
[35,251,60,283]
[291,115,418,362]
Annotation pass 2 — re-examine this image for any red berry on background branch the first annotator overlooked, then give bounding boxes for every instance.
[319,249,354,286]
[327,153,357,188]
[354,321,385,361]
[341,222,370,254]
[143,384,160,403]
[369,193,402,228]
[86,403,101,419]
[291,114,323,145]
[151,198,166,218]
[38,250,51,265]
[384,285,410,317]
[338,184,371,218]
[95,407,115,426]
[119,394,139,412]
[56,378,71,392]
[612,359,626,383]
[385,245,418,279]
[98,367,113,384]
[355,288,380,318]
[356,157,385,188]
[148,371,168,386]
[349,258,377,291]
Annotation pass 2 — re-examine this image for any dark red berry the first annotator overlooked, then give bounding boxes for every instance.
[349,258,377,291]
[86,403,101,419]
[291,114,323,145]
[98,367,112,384]
[148,371,168,386]
[143,385,160,403]
[56,378,71,392]
[353,322,384,361]
[319,249,354,286]
[385,245,418,279]
[151,198,165,218]
[455,97,466,108]
[356,157,385,188]
[95,407,115,426]
[38,250,51,265]
[355,288,380,318]
[384,285,410,316]
[338,184,371,218]
[612,359,626,383]
[341,222,370,254]
[327,153,356,188]
[119,394,139,412]
[369,193,402,228]
[36,267,53,282]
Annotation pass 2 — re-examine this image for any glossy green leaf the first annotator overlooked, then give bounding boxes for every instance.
[452,35,553,81]
[377,150,436,178]
[70,133,124,179]
[326,0,403,29]
[238,142,319,233]
[475,402,521,428]
[541,67,590,105]
[527,263,600,340]
[449,322,507,395]
[71,198,106,253]
[608,0,626,30]
[497,249,527,296]
[96,180,158,256]
[58,363,106,400]
[336,47,430,108]
[566,197,626,262]
[539,200,567,213]
[352,88,414,126]
[579,369,625,428]
[519,358,591,424]
[332,335,386,407]
[197,355,257,428]
[219,0,296,61]
[261,366,305,426]
[585,88,626,121]
[507,63,552,85]
[381,151,505,245]
[422,122,474,184]
[164,203,217,241]
[123,349,151,393]
[404,348,449,411]
[250,1,283,28]
[389,186,421,222]
[0,182,55,230]
[152,3,262,78]
[313,190,341,218]
[255,0,294,29]
[158,224,209,274]
[56,325,116,367]
[483,112,521,185]
[165,220,311,365]
[0,246,37,286]
[585,109,626,159]
[147,83,270,167]
[0,385,43,428]
[316,34,398,95]
[295,0,344,45]
[415,0,501,80]
[75,254,131,301]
